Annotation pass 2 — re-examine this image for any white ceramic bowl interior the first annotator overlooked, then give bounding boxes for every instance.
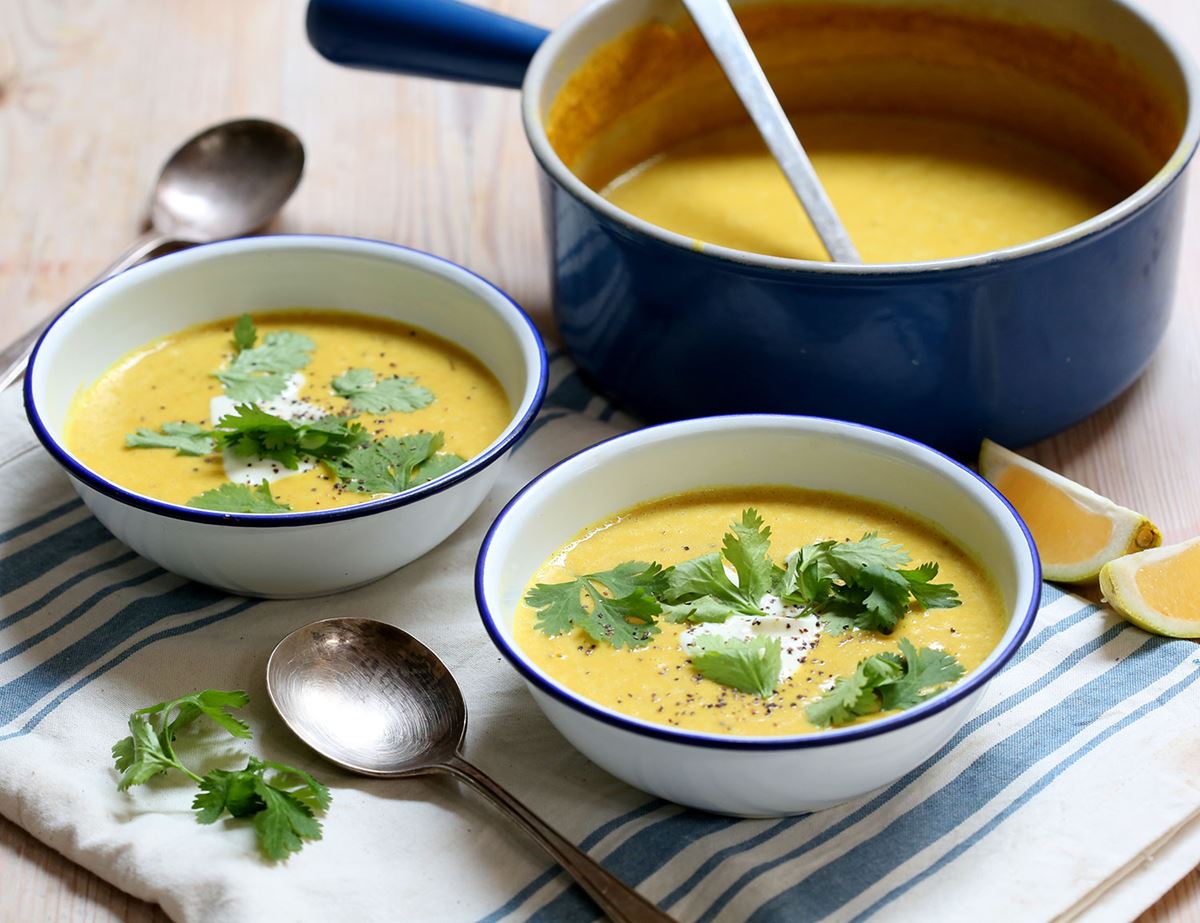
[26,235,546,598]
[477,416,1040,816]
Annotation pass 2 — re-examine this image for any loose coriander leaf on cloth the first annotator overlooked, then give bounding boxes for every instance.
[187,480,292,513]
[125,422,215,456]
[686,634,782,698]
[193,769,261,823]
[524,562,668,649]
[722,507,777,602]
[332,367,436,414]
[214,329,315,401]
[331,432,462,494]
[252,776,324,861]
[232,313,257,352]
[141,689,253,740]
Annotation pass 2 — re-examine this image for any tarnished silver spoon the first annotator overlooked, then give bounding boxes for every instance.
[0,118,305,390]
[267,618,674,923]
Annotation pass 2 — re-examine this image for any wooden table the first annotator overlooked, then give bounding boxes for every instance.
[1,0,1197,919]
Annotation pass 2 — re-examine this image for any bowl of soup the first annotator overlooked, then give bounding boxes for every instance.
[476,415,1039,815]
[308,0,1197,455]
[25,235,547,597]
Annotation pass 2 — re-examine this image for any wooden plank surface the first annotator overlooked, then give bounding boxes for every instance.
[0,0,1197,920]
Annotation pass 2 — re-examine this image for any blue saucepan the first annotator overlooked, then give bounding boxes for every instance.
[306,0,1198,455]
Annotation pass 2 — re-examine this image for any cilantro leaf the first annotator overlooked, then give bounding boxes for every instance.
[722,508,776,603]
[826,533,911,574]
[903,563,962,610]
[525,562,667,649]
[187,480,292,513]
[686,634,782,698]
[805,641,964,727]
[664,552,760,617]
[213,404,368,470]
[332,368,436,414]
[777,541,837,606]
[877,638,966,710]
[113,714,183,789]
[193,768,261,823]
[125,422,215,456]
[232,314,257,352]
[252,776,323,861]
[214,329,315,401]
[660,596,739,624]
[331,433,463,494]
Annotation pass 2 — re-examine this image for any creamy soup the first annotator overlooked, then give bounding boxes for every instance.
[514,487,1006,737]
[65,310,511,512]
[546,4,1181,263]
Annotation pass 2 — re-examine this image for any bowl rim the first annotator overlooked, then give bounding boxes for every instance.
[520,0,1200,276]
[23,233,549,528]
[475,413,1042,751]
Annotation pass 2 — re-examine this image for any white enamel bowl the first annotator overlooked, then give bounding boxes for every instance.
[25,235,547,598]
[476,416,1040,816]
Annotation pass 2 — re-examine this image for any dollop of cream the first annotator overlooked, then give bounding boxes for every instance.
[210,373,326,485]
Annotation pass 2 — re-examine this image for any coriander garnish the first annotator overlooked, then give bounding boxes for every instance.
[213,315,314,402]
[112,689,331,860]
[330,432,465,494]
[187,479,291,513]
[525,508,965,701]
[332,367,435,414]
[805,639,965,727]
[126,422,215,456]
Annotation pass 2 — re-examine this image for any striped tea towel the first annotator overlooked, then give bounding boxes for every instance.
[2,351,1199,923]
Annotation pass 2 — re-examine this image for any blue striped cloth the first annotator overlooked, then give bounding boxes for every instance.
[2,354,1198,923]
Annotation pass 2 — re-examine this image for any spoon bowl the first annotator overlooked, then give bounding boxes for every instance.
[267,618,465,776]
[152,119,306,241]
[267,617,676,922]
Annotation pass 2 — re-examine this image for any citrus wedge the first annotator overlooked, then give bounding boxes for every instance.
[979,439,1161,583]
[1100,538,1200,638]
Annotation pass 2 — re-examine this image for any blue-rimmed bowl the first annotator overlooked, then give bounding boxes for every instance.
[308,0,1199,455]
[476,415,1040,816]
[25,235,547,598]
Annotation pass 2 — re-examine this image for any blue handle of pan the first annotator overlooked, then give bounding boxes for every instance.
[306,0,549,89]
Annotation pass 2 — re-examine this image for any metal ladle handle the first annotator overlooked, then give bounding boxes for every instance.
[443,754,675,922]
[0,229,172,391]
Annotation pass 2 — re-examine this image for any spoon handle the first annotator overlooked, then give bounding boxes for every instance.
[444,754,676,922]
[0,230,171,391]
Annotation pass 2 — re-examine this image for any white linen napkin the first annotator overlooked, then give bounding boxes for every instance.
[2,353,1197,923]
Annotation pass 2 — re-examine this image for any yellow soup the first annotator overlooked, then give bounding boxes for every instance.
[514,487,1007,737]
[546,5,1183,264]
[602,114,1121,263]
[65,310,512,512]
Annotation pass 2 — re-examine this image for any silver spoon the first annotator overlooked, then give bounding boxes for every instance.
[0,118,305,390]
[681,0,860,263]
[267,618,675,923]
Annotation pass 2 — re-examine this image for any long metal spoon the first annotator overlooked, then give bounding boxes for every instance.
[0,118,305,390]
[681,0,860,263]
[267,618,675,923]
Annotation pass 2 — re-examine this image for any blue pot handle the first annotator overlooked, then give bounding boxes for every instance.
[306,0,549,89]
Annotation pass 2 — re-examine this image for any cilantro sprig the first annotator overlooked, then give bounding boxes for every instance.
[214,315,315,402]
[215,404,368,470]
[332,368,435,415]
[805,639,965,727]
[112,689,330,860]
[126,422,215,456]
[330,432,465,494]
[187,479,292,513]
[524,562,670,649]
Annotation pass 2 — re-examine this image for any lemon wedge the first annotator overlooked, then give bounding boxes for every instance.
[1100,538,1200,638]
[979,439,1162,583]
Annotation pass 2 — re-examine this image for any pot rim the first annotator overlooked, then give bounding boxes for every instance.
[520,0,1200,276]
